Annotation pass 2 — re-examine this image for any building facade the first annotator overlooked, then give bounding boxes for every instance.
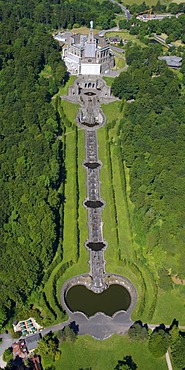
[62,22,114,75]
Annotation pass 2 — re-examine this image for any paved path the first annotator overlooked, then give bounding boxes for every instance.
[166,351,173,370]
[98,26,119,37]
[40,319,71,336]
[110,45,125,53]
[0,333,14,356]
[0,355,7,369]
[103,65,128,77]
[74,312,133,340]
[148,324,185,331]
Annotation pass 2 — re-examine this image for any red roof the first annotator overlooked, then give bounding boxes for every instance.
[12,340,28,359]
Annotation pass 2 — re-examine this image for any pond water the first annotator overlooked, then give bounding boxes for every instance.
[84,200,104,208]
[83,162,101,169]
[65,284,131,317]
[86,242,106,251]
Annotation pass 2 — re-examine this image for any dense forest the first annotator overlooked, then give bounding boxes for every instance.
[0,5,67,328]
[112,43,185,280]
[0,0,122,328]
[0,0,121,31]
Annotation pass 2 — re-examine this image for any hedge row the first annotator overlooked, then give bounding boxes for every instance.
[41,291,57,323]
[128,261,147,317]
[52,261,73,320]
[106,128,119,246]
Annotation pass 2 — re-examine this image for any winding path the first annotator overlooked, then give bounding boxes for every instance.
[109,0,132,20]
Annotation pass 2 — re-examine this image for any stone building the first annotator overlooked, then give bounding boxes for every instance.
[62,21,114,75]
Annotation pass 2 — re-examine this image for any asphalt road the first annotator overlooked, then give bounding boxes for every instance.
[110,45,125,53]
[109,0,132,20]
[0,332,14,356]
[40,319,71,336]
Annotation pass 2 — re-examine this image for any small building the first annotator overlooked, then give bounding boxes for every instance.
[54,31,72,47]
[13,317,42,335]
[12,340,28,359]
[136,13,182,21]
[158,55,182,69]
[25,333,42,353]
[109,36,122,45]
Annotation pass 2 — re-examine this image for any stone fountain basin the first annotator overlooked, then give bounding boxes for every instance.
[65,283,131,318]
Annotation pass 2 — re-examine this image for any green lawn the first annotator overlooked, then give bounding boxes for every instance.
[98,128,118,255]
[61,100,79,124]
[54,335,167,370]
[109,140,133,261]
[98,122,159,322]
[122,0,166,5]
[59,75,77,96]
[101,101,122,122]
[121,0,183,6]
[103,76,115,86]
[71,26,100,35]
[55,103,90,302]
[114,56,126,70]
[106,31,146,47]
[43,259,67,321]
[77,129,89,264]
[152,287,185,326]
[62,126,78,262]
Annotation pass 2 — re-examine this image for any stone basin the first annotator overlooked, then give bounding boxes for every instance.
[65,284,131,317]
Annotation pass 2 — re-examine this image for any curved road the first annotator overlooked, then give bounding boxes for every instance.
[109,0,132,20]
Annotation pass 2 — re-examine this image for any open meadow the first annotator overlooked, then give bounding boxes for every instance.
[53,334,167,370]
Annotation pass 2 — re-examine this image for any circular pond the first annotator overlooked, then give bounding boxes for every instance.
[65,284,131,317]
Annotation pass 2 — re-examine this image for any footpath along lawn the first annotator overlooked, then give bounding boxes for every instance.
[54,334,167,370]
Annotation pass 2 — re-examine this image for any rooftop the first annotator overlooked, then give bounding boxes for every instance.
[25,333,42,351]
[12,339,28,359]
[158,55,182,68]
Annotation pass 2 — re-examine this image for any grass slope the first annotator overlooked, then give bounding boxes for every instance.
[122,0,168,5]
[106,31,146,47]
[44,76,185,327]
[54,334,167,370]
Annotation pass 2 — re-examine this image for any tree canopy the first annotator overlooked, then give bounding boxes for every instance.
[112,43,185,279]
[0,0,68,327]
[119,4,185,44]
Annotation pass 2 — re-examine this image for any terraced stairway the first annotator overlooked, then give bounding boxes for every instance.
[60,76,137,339]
